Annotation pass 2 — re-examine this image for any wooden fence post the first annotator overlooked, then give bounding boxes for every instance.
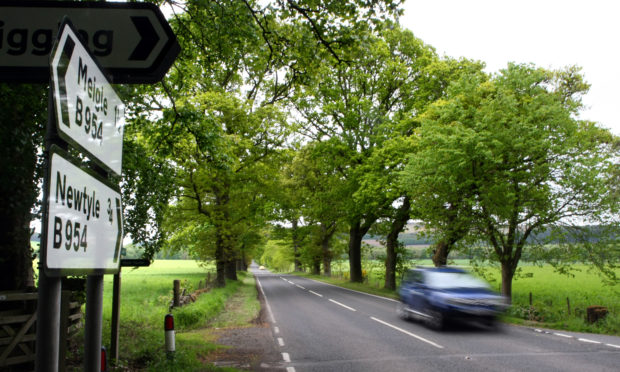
[173,280,180,308]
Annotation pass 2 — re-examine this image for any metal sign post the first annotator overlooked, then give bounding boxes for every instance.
[37,18,126,372]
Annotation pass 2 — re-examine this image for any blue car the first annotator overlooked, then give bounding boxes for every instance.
[397,267,508,329]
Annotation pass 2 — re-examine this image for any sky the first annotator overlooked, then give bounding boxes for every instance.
[399,0,620,135]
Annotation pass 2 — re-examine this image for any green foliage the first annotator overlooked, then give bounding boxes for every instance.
[260,239,295,272]
[402,63,620,298]
[0,83,46,290]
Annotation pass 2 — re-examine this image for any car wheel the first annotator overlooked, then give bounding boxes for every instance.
[426,308,444,330]
[397,302,410,320]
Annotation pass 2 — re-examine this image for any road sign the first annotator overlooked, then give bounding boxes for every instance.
[45,147,123,276]
[51,19,124,176]
[0,1,180,83]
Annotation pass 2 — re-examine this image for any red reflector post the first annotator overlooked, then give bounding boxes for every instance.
[164,313,175,359]
[101,346,107,372]
[165,313,174,331]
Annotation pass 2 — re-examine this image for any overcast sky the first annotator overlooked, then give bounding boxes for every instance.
[400,0,620,135]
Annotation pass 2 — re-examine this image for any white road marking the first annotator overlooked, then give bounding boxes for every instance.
[296,284,306,290]
[370,317,444,349]
[278,337,285,346]
[282,352,291,362]
[274,326,280,334]
[554,333,573,338]
[606,343,620,349]
[287,367,296,372]
[255,276,276,324]
[328,299,356,311]
[303,277,399,303]
[287,280,295,285]
[578,338,601,344]
[309,290,323,297]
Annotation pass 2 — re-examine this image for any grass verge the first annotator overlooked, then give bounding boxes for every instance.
[67,260,260,371]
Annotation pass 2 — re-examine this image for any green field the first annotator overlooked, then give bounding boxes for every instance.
[67,260,258,371]
[293,259,620,335]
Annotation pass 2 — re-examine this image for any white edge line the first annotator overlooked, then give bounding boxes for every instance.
[309,290,324,297]
[554,333,573,338]
[329,299,356,311]
[303,277,398,302]
[606,343,620,349]
[282,352,291,362]
[578,338,601,344]
[255,276,276,324]
[278,337,285,346]
[371,317,444,349]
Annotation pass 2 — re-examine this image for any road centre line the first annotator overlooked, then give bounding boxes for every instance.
[255,276,276,324]
[274,326,280,334]
[309,290,323,297]
[578,338,601,344]
[282,352,291,362]
[303,277,398,303]
[370,317,444,349]
[287,368,296,372]
[554,333,573,338]
[606,343,620,349]
[296,284,306,290]
[278,337,285,346]
[328,299,357,312]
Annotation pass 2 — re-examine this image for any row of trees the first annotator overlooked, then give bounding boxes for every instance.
[1,1,617,303]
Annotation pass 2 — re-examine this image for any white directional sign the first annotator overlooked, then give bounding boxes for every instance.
[0,1,180,83]
[45,148,123,275]
[51,20,125,176]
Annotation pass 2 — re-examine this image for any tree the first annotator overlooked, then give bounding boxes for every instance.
[292,23,437,282]
[0,84,46,292]
[403,63,619,300]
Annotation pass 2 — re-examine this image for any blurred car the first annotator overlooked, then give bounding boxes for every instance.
[259,265,266,270]
[397,267,508,329]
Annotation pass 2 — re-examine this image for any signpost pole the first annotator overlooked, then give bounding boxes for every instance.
[35,83,63,372]
[84,274,104,372]
[110,270,121,363]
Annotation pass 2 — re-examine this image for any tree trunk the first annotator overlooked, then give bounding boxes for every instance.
[321,235,331,277]
[385,196,410,290]
[225,258,237,280]
[500,261,514,303]
[291,219,303,272]
[311,257,321,275]
[348,222,364,282]
[215,252,226,288]
[431,240,449,267]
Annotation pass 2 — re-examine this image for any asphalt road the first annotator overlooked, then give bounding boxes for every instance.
[252,267,620,372]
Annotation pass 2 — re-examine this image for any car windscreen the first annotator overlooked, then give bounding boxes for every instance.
[425,271,490,289]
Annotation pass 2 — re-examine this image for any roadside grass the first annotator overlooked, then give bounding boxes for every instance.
[68,260,259,371]
[287,261,620,335]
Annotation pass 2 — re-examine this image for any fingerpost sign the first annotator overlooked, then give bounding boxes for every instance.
[50,21,125,176]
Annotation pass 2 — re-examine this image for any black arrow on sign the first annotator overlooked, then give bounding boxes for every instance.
[113,197,122,263]
[129,16,160,61]
[58,36,76,128]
